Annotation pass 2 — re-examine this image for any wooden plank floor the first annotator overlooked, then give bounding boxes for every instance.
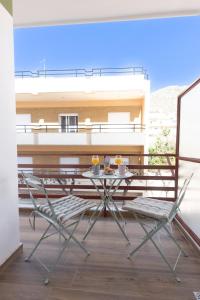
[0,213,199,300]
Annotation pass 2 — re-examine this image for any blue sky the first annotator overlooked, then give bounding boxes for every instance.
[14,16,200,91]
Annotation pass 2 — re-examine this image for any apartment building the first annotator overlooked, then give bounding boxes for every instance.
[16,67,150,166]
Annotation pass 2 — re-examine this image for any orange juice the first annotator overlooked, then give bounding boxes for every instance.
[92,155,99,165]
[114,155,123,165]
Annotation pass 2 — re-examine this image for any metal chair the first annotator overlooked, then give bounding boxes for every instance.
[123,173,193,282]
[22,172,96,285]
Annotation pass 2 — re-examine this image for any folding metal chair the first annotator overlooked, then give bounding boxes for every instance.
[123,173,193,282]
[23,172,96,285]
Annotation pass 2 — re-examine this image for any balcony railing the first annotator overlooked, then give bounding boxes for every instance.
[15,67,148,79]
[18,153,177,208]
[16,123,145,133]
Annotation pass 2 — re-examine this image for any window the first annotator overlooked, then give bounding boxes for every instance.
[59,114,78,132]
[16,114,31,133]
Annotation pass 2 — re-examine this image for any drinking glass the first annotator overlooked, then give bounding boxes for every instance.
[118,164,126,176]
[92,155,100,166]
[114,155,123,166]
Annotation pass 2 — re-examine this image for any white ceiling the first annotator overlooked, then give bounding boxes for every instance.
[13,0,200,28]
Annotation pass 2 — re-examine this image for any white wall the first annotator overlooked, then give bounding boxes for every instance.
[108,112,130,123]
[0,4,20,265]
[38,133,88,145]
[15,74,148,94]
[17,132,145,146]
[179,81,200,239]
[179,161,200,238]
[91,132,145,145]
[179,85,200,158]
[17,133,35,144]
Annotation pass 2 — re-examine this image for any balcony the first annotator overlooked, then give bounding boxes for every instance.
[1,1,200,299]
[15,67,150,108]
[15,152,200,297]
[16,123,146,146]
[2,213,198,299]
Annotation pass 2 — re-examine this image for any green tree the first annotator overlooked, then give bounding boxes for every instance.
[149,128,175,165]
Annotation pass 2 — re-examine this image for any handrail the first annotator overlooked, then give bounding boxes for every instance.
[15,67,148,80]
[18,153,177,204]
[18,163,176,169]
[16,123,146,133]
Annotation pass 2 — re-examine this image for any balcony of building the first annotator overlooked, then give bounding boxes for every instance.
[15,66,149,150]
[15,67,149,106]
[13,80,200,299]
[16,122,146,146]
[1,213,198,300]
[0,151,198,299]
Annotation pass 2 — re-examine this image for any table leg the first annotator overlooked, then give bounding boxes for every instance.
[109,196,127,224]
[83,177,130,243]
[101,179,129,241]
[102,180,126,225]
[106,202,130,243]
[82,178,105,241]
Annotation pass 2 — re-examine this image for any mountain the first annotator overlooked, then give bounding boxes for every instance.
[149,85,188,146]
[150,85,187,115]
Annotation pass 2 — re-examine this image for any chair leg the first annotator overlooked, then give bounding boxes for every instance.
[163,225,188,257]
[141,222,181,282]
[25,223,52,262]
[52,224,81,271]
[107,203,130,243]
[131,215,182,282]
[62,213,90,255]
[43,213,89,285]
[128,217,164,257]
[82,205,103,241]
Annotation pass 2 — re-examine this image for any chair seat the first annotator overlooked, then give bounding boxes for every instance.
[123,197,174,220]
[38,195,96,223]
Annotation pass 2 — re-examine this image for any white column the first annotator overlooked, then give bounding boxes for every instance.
[0,3,20,265]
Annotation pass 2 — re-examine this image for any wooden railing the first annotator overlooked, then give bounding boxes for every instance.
[18,154,177,204]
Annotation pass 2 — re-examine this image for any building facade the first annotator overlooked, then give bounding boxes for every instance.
[16,68,150,166]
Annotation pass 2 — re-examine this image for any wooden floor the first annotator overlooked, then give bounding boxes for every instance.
[0,214,199,300]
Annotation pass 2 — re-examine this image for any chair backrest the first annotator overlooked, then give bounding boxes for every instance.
[22,172,55,216]
[168,173,193,220]
[175,173,193,207]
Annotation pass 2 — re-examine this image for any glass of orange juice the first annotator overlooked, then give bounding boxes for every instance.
[114,155,123,166]
[92,155,100,175]
[92,155,100,166]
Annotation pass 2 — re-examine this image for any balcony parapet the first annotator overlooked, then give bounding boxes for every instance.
[16,123,146,146]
